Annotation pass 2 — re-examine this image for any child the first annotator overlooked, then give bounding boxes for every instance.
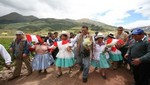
[31,42,54,73]
[91,33,110,79]
[51,31,75,77]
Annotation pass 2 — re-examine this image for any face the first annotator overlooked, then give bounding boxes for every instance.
[16,34,22,39]
[70,33,74,38]
[48,33,52,37]
[81,28,88,35]
[60,34,68,40]
[51,34,55,39]
[117,28,123,34]
[97,37,103,43]
[132,34,143,41]
[54,33,58,38]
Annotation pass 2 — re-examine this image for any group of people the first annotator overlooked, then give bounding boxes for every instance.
[0,26,150,85]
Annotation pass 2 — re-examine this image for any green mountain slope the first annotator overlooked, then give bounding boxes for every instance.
[0,12,117,35]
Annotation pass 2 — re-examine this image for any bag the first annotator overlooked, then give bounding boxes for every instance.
[82,48,90,58]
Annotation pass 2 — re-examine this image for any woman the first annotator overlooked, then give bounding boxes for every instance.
[51,31,75,78]
[31,42,54,73]
[91,33,110,79]
[106,33,123,70]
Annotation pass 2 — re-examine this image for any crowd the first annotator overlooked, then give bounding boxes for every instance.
[0,26,150,85]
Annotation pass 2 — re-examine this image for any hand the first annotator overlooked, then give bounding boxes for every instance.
[131,58,141,66]
[91,54,94,59]
[124,54,129,59]
[5,63,11,70]
[67,46,72,52]
[23,53,27,58]
[9,48,13,52]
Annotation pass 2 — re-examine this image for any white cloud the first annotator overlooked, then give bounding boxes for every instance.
[121,20,150,29]
[0,0,150,28]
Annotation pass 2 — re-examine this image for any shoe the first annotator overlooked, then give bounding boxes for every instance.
[80,67,83,71]
[101,75,107,79]
[44,69,47,74]
[7,76,20,81]
[56,73,62,78]
[82,78,87,83]
[68,70,72,74]
[94,67,98,71]
[26,72,32,76]
[38,70,42,73]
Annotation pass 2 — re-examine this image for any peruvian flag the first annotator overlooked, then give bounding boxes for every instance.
[26,34,43,43]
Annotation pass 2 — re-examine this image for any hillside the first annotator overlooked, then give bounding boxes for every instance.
[140,26,150,32]
[0,12,38,24]
[0,12,116,35]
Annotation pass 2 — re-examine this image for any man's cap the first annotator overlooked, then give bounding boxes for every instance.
[131,28,144,35]
[16,31,24,35]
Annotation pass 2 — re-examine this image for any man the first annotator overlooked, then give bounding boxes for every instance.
[54,32,60,41]
[44,32,52,42]
[124,28,150,85]
[47,34,57,46]
[116,26,128,43]
[0,44,11,69]
[116,26,128,55]
[9,31,32,80]
[47,33,58,60]
[71,26,92,83]
[115,26,129,68]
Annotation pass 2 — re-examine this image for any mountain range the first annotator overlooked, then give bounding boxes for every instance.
[0,12,117,33]
[1,12,149,35]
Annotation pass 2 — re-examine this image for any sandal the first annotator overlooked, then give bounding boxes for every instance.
[101,75,107,79]
[68,71,72,74]
[56,73,62,78]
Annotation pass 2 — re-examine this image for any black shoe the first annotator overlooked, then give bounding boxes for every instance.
[101,75,107,79]
[38,70,42,73]
[80,67,83,71]
[82,78,87,83]
[56,73,62,78]
[44,69,47,74]
[94,67,98,71]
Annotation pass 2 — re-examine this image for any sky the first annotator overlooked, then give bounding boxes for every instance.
[0,0,150,29]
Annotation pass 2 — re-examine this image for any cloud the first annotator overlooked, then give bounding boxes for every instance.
[121,20,150,29]
[0,0,150,28]
[134,0,150,19]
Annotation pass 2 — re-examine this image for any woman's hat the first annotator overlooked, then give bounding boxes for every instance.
[107,32,115,38]
[60,31,70,37]
[95,32,104,39]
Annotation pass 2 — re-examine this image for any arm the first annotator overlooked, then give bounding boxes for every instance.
[0,44,11,65]
[23,40,29,56]
[132,41,150,66]
[46,39,50,46]
[69,35,78,47]
[140,42,150,62]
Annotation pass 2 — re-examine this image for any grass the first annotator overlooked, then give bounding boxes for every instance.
[0,37,13,70]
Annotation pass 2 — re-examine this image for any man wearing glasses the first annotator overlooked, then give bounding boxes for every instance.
[115,26,129,69]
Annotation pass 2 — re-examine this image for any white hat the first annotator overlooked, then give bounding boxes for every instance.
[16,31,24,35]
[95,32,104,39]
[60,31,70,37]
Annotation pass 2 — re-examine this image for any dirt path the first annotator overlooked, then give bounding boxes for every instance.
[1,66,133,85]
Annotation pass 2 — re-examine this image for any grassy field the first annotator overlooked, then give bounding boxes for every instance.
[0,37,14,70]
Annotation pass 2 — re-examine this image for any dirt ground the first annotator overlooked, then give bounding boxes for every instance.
[0,65,134,85]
